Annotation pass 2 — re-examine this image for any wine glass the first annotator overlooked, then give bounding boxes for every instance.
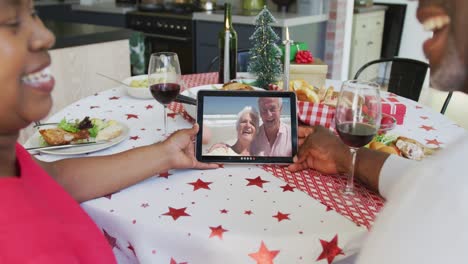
[335,80,381,195]
[148,52,182,136]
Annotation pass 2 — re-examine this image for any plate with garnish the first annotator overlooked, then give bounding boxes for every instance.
[26,117,129,155]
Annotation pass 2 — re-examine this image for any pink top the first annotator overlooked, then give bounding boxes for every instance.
[252,122,292,157]
[0,144,116,263]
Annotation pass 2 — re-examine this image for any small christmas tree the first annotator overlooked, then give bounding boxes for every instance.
[248,6,283,89]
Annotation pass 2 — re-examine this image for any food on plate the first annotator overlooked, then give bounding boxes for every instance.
[221,82,255,91]
[369,141,386,150]
[367,134,437,160]
[378,146,400,155]
[38,117,123,146]
[295,87,320,103]
[39,128,89,146]
[96,123,123,141]
[287,79,338,106]
[129,79,148,88]
[395,136,438,160]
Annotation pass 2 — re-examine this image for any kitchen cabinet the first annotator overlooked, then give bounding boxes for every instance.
[193,12,328,73]
[194,21,282,73]
[349,8,386,79]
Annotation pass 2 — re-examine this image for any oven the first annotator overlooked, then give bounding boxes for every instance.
[126,11,195,74]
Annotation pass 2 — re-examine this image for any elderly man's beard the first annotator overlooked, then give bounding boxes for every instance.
[431,36,466,92]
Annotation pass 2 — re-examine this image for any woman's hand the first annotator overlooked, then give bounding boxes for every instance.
[289,125,351,174]
[162,124,219,170]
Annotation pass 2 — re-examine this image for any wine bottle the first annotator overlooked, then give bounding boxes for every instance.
[218,3,238,84]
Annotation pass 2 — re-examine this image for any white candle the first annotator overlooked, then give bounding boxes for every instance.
[283,27,291,91]
[224,30,230,83]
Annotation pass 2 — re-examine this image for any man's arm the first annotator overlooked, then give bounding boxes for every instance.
[36,125,218,203]
[289,126,390,193]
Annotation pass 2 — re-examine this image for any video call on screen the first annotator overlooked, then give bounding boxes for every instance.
[201,96,292,158]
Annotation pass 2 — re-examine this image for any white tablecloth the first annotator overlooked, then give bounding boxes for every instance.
[27,74,465,264]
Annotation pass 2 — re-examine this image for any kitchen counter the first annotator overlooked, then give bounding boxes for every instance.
[193,10,328,27]
[34,0,79,6]
[71,2,136,14]
[44,20,132,49]
[354,5,388,14]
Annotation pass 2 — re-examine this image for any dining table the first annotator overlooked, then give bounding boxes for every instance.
[26,72,466,264]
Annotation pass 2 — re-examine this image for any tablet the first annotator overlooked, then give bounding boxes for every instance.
[196,90,298,163]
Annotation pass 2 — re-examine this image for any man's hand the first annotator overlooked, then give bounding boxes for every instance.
[289,125,351,174]
[298,126,314,146]
[162,124,219,170]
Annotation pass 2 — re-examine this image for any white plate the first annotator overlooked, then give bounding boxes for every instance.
[28,122,130,155]
[181,84,263,119]
[122,75,153,99]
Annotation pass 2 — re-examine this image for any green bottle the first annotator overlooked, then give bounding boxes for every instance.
[218,3,238,84]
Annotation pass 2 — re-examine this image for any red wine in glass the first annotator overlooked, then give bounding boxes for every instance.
[150,83,181,105]
[335,80,381,195]
[337,122,376,148]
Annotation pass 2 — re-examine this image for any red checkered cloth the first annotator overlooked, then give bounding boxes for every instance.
[297,101,336,129]
[170,73,384,228]
[260,165,384,229]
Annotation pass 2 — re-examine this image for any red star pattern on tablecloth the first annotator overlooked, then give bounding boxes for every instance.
[188,179,212,191]
[128,243,136,256]
[280,184,295,192]
[90,106,100,109]
[103,229,119,249]
[420,125,436,131]
[167,113,177,119]
[209,225,228,240]
[426,138,443,146]
[126,114,139,119]
[109,96,120,100]
[245,210,253,215]
[316,235,344,264]
[130,136,140,140]
[246,176,269,188]
[272,211,290,222]
[158,171,172,179]
[248,241,280,264]
[146,105,153,109]
[162,207,191,220]
[420,116,429,120]
[220,209,228,214]
[170,258,188,264]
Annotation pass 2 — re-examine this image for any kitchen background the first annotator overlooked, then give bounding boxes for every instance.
[24,0,467,144]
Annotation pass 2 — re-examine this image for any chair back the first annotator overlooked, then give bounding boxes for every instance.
[354,57,429,102]
[440,91,453,114]
[207,49,251,72]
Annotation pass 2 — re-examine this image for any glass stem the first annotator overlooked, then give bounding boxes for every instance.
[163,105,168,136]
[344,147,358,194]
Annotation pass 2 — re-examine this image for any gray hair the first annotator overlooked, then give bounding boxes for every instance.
[236,106,260,132]
[258,97,283,109]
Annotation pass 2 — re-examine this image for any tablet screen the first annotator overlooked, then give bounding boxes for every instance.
[196,90,298,163]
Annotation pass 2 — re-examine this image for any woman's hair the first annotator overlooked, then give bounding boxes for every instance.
[236,106,260,132]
